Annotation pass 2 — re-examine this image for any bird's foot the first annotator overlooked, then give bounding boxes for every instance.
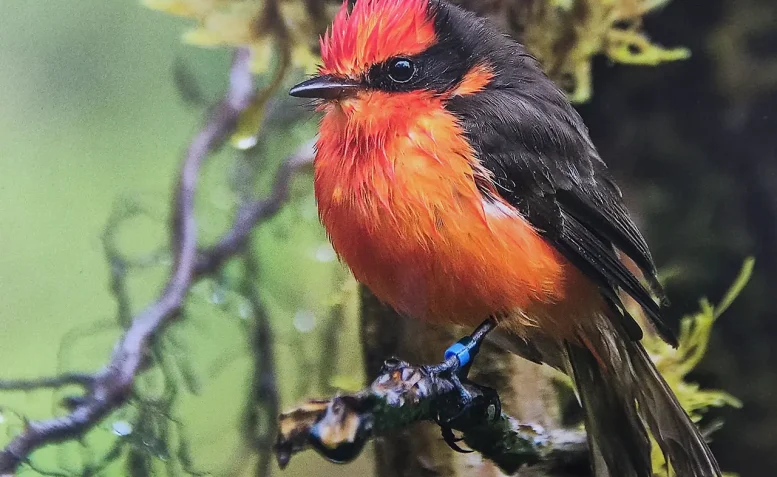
[438,381,501,453]
[422,318,499,452]
[441,426,472,453]
[424,318,496,406]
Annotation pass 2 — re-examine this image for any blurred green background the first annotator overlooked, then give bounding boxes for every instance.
[0,1,368,475]
[0,0,775,476]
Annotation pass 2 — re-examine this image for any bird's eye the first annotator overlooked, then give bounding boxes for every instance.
[387,58,415,83]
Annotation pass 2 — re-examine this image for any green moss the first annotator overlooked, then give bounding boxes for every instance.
[514,0,690,102]
[144,0,689,103]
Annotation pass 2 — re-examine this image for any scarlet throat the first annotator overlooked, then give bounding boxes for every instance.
[314,89,603,340]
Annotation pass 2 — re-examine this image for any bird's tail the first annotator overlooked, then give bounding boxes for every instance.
[565,326,721,477]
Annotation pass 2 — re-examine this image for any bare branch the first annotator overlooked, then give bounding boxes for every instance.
[0,374,94,392]
[195,137,316,277]
[0,47,273,473]
[275,360,589,475]
[240,251,281,477]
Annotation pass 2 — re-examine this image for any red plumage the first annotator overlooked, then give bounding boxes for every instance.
[320,0,434,79]
[290,1,722,475]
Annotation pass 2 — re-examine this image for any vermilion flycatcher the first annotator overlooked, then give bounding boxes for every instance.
[290,0,720,475]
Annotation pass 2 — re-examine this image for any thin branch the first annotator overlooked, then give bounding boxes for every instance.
[275,360,589,475]
[102,206,138,327]
[0,374,94,392]
[194,138,316,277]
[0,47,260,474]
[0,34,315,473]
[240,250,281,477]
[0,130,314,476]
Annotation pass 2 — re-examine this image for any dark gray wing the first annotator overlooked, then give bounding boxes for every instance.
[447,86,677,346]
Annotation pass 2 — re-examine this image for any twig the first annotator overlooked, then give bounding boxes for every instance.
[194,138,316,277]
[0,46,316,474]
[275,360,589,475]
[0,374,93,392]
[0,46,253,471]
[241,250,281,477]
[0,134,314,475]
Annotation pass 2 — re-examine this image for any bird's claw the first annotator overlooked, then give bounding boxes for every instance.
[435,378,500,453]
[441,426,473,453]
[421,319,501,453]
[422,356,477,419]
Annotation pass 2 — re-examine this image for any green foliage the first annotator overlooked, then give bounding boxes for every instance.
[143,0,328,74]
[552,260,749,476]
[644,260,750,421]
[143,0,689,103]
[514,0,690,102]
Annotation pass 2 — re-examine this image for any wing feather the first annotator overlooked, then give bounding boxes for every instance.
[447,86,678,346]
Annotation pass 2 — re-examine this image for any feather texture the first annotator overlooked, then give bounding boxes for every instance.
[321,0,435,79]
[565,323,721,477]
[308,1,720,475]
[446,85,677,346]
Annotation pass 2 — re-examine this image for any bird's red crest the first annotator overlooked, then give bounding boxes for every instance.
[320,0,436,78]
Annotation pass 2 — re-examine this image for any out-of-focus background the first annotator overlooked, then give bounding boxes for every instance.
[0,0,774,476]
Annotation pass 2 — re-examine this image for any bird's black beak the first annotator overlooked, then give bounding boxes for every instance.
[289,75,362,100]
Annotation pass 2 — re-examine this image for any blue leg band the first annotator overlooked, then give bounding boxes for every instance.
[444,336,475,367]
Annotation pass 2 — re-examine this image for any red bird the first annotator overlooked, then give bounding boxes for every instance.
[290,0,720,475]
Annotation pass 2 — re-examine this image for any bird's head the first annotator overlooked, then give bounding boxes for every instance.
[289,0,540,124]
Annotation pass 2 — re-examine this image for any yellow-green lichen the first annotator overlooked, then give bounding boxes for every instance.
[516,0,689,102]
[550,259,749,476]
[143,0,328,74]
[643,259,751,421]
[143,0,689,104]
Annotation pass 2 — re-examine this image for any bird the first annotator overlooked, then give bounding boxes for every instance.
[288,0,721,475]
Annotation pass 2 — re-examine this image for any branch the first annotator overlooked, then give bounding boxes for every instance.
[0,47,313,473]
[0,46,253,472]
[0,374,93,392]
[195,138,316,277]
[240,251,281,477]
[275,360,588,475]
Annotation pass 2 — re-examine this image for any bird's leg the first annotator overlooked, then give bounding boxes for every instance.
[424,318,499,452]
[425,317,497,386]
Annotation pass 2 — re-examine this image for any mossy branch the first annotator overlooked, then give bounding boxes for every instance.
[275,359,588,474]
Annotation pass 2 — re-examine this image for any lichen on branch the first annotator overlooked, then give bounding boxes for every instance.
[144,0,690,103]
[275,359,588,474]
[143,0,334,74]
[284,260,752,476]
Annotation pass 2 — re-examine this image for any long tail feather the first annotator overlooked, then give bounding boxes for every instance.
[566,341,652,477]
[565,326,721,477]
[627,340,721,476]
